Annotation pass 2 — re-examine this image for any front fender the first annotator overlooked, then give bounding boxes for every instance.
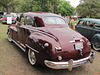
[91,34,100,45]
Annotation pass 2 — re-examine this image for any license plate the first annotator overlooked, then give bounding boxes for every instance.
[75,42,83,50]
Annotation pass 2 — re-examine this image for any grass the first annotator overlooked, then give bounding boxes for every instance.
[0,23,8,49]
[0,23,19,62]
[0,23,9,61]
[0,22,27,75]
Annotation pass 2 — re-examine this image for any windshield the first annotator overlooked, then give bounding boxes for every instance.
[43,16,66,24]
[4,15,14,17]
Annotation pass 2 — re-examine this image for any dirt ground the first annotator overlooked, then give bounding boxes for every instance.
[0,23,100,75]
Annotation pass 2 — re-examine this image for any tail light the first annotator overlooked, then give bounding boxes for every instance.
[55,46,62,53]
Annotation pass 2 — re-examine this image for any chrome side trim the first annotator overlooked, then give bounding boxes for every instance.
[12,40,26,52]
[20,26,57,40]
[44,52,95,71]
[25,44,39,53]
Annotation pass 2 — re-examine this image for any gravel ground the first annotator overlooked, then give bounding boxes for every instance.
[0,23,100,75]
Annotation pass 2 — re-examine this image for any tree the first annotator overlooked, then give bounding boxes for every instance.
[57,0,75,16]
[20,0,60,13]
[0,6,3,11]
[76,0,100,17]
[0,0,19,14]
[20,0,75,16]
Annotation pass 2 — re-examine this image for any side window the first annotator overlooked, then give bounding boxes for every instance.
[26,16,33,25]
[86,21,93,27]
[19,15,24,25]
[78,20,84,25]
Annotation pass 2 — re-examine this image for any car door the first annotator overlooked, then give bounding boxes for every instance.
[17,14,25,46]
[76,20,95,40]
[76,20,86,36]
[81,21,95,40]
[22,16,34,45]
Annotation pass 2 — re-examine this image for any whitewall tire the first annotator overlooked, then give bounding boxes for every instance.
[92,44,100,51]
[28,49,37,66]
[8,32,12,42]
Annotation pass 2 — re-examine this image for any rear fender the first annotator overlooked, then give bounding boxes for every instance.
[25,34,52,65]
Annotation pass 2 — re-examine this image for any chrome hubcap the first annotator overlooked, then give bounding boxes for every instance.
[28,49,36,65]
[8,32,12,42]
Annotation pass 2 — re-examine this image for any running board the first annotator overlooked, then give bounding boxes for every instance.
[12,39,26,52]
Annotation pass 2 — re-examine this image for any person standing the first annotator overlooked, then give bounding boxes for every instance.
[69,16,75,30]
[16,13,20,21]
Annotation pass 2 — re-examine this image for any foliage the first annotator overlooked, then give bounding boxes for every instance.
[0,7,3,11]
[20,0,75,16]
[57,0,75,16]
[76,0,100,18]
[0,0,20,14]
[0,0,75,16]
[20,0,59,12]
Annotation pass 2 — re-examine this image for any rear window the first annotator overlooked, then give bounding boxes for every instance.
[43,16,66,24]
[94,23,100,28]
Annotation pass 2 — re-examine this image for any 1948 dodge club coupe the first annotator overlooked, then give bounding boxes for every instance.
[7,12,95,71]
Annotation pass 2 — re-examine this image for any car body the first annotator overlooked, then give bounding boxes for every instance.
[2,14,16,24]
[76,18,100,51]
[7,12,94,71]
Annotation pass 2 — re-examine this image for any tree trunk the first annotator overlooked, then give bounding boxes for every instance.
[6,7,10,14]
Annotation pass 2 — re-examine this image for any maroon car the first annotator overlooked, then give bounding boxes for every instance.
[7,12,95,71]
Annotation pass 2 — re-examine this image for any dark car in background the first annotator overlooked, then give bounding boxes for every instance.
[76,18,100,51]
[7,12,94,71]
[2,14,16,24]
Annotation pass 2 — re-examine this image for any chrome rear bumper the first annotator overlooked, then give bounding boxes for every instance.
[44,52,95,71]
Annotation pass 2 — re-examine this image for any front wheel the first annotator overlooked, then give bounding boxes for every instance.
[92,44,100,51]
[28,49,37,66]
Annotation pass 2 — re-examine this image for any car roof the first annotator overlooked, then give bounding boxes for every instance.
[24,12,61,18]
[80,18,100,24]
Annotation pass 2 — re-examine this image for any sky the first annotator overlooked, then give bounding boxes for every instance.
[66,0,80,8]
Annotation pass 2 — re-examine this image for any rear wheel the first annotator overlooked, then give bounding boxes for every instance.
[8,32,12,42]
[92,44,100,51]
[28,49,37,66]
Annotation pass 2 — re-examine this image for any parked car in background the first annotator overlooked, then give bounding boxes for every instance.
[76,18,100,51]
[2,14,16,24]
[7,12,94,71]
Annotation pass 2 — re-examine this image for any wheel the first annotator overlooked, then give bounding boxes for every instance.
[8,31,12,42]
[92,44,100,51]
[28,49,37,66]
